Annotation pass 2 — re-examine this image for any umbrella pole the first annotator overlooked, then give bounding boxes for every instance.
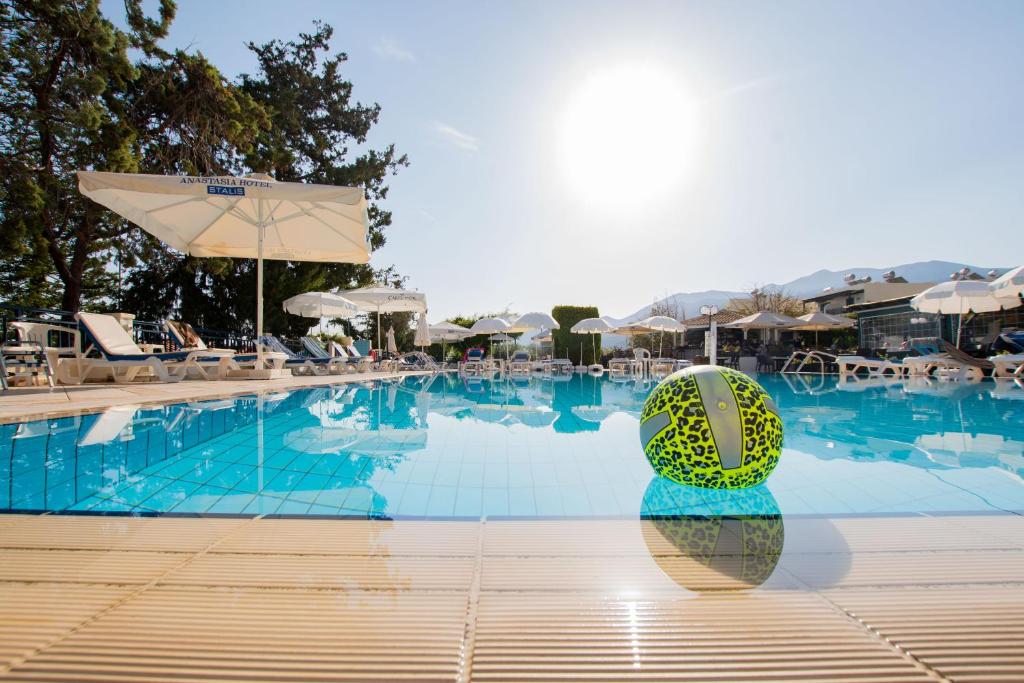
[377,309,381,357]
[256,202,265,365]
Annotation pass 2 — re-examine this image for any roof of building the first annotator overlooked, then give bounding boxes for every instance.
[681,310,747,329]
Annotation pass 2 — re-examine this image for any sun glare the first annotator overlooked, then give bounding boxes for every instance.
[558,64,698,207]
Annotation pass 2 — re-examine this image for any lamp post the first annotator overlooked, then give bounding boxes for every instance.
[700,305,719,365]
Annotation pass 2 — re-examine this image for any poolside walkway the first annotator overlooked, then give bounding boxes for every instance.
[0,370,434,424]
[0,512,1021,681]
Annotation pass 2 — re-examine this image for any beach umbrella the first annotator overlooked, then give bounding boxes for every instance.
[724,311,801,341]
[469,317,510,358]
[640,315,686,357]
[341,285,428,354]
[386,326,399,355]
[430,321,471,362]
[282,291,359,334]
[793,311,855,347]
[414,312,431,349]
[910,280,1004,347]
[571,317,614,365]
[77,171,369,364]
[489,333,514,342]
[508,312,561,356]
[990,266,1024,309]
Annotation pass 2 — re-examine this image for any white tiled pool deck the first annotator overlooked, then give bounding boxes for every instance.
[0,513,1022,681]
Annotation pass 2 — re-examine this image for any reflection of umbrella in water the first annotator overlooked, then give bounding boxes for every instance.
[285,427,426,456]
[570,405,616,423]
[640,477,785,591]
[470,404,559,428]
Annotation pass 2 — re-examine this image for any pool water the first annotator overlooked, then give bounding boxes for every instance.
[2,373,1022,518]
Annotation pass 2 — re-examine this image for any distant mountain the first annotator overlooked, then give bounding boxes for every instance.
[622,260,1008,323]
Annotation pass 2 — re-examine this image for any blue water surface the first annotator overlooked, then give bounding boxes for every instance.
[2,373,1022,518]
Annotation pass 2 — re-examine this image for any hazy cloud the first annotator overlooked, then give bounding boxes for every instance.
[434,123,480,152]
[373,37,415,62]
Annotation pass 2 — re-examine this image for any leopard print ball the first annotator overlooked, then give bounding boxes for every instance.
[639,365,783,489]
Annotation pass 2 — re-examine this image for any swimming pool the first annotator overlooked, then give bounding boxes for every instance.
[2,373,1022,518]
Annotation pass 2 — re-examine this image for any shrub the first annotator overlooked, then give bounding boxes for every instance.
[551,305,600,364]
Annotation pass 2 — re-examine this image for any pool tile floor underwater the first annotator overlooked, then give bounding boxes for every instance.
[0,513,1021,681]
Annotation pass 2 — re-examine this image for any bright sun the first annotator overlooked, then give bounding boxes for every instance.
[558,64,698,206]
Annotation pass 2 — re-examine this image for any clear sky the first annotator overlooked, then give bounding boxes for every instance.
[105,0,1024,321]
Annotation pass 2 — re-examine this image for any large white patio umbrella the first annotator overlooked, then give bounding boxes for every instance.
[911,280,1004,347]
[640,315,686,357]
[793,311,855,347]
[78,171,369,363]
[990,266,1024,309]
[429,321,472,362]
[342,285,427,353]
[469,317,510,357]
[508,312,561,356]
[571,317,614,365]
[724,311,802,340]
[282,291,358,334]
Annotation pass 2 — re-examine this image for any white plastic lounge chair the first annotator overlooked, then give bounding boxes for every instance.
[989,354,1024,378]
[330,342,374,372]
[165,319,286,372]
[836,355,906,378]
[397,351,441,372]
[301,336,359,374]
[508,350,532,375]
[258,335,347,376]
[62,312,235,384]
[903,338,992,380]
[461,348,487,375]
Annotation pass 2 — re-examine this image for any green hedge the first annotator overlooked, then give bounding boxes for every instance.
[551,305,601,364]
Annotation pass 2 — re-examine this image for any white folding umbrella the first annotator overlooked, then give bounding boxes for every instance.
[342,285,428,353]
[414,312,431,348]
[571,317,614,365]
[386,326,399,355]
[639,315,686,357]
[429,321,471,363]
[469,317,510,357]
[990,266,1024,309]
[77,171,370,363]
[911,280,1004,347]
[793,311,855,347]
[508,312,561,356]
[282,291,359,334]
[724,311,802,340]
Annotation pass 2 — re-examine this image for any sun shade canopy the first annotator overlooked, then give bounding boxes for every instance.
[78,171,370,263]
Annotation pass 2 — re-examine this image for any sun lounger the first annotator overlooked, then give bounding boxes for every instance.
[63,312,235,384]
[836,355,907,378]
[461,348,488,375]
[904,338,993,380]
[508,350,532,375]
[301,336,362,374]
[165,319,286,371]
[608,357,640,378]
[257,335,348,376]
[397,351,442,372]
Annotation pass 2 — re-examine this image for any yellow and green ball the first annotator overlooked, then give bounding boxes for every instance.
[639,366,783,489]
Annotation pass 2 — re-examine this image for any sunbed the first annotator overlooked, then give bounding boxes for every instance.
[836,355,907,378]
[301,336,362,374]
[397,351,442,372]
[903,338,993,380]
[63,312,234,384]
[989,332,1024,378]
[461,348,487,375]
[165,319,287,371]
[257,335,348,376]
[508,350,532,375]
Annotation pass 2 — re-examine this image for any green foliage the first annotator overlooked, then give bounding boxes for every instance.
[551,305,600,364]
[1,5,407,334]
